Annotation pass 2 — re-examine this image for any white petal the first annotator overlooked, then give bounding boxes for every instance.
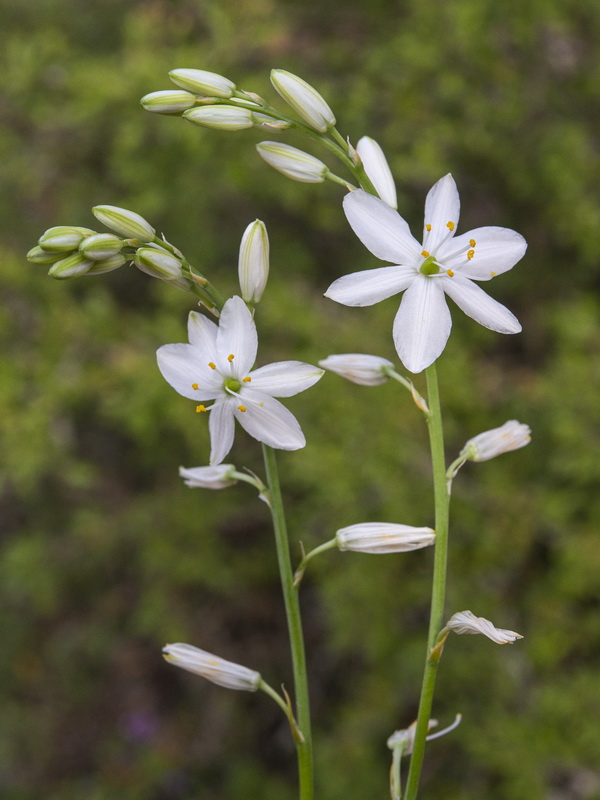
[325,265,415,307]
[249,361,324,397]
[209,400,236,465]
[441,274,521,333]
[356,137,397,209]
[157,344,222,400]
[422,174,460,252]
[440,226,527,280]
[393,276,452,374]
[343,191,421,265]
[215,296,258,375]
[234,393,306,450]
[187,311,218,349]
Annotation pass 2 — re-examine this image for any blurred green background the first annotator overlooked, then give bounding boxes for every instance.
[2,0,600,798]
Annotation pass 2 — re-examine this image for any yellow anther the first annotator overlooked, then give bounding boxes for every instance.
[469,239,476,248]
[421,250,430,258]
[227,354,235,362]
[426,224,432,231]
[242,376,252,382]
[259,402,264,407]
[196,405,207,413]
[237,405,246,412]
[447,269,455,277]
[208,362,216,370]
[467,249,475,260]
[446,221,455,231]
[490,271,497,276]
[191,383,199,390]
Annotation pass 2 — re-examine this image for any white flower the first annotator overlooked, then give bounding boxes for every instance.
[156,296,324,464]
[446,610,523,644]
[325,175,527,374]
[270,69,336,132]
[319,353,393,386]
[461,420,531,461]
[356,137,397,209]
[238,220,269,303]
[163,643,261,691]
[256,142,328,183]
[336,523,436,554]
[179,464,238,489]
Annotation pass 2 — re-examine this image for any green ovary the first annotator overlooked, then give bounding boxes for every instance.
[224,378,242,393]
[419,255,440,275]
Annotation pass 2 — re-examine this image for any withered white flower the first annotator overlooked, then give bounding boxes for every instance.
[336,523,436,554]
[319,353,393,386]
[179,464,238,489]
[325,175,527,374]
[461,420,531,461]
[163,643,261,691]
[446,610,523,644]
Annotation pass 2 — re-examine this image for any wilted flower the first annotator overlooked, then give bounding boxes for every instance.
[336,523,436,554]
[461,420,531,461]
[256,142,328,183]
[179,464,238,489]
[356,137,397,209]
[238,220,269,303]
[163,643,261,691]
[270,69,335,132]
[319,353,393,386]
[446,610,523,644]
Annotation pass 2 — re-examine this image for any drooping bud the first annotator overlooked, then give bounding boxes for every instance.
[27,246,63,265]
[47,252,94,279]
[256,142,328,183]
[238,219,269,303]
[79,233,123,261]
[446,610,523,645]
[335,523,436,554]
[270,69,336,132]
[179,464,238,489]
[38,226,94,252]
[169,68,236,98]
[319,353,394,386]
[92,205,155,241]
[460,420,531,462]
[183,105,255,131]
[163,643,261,691]
[134,247,184,280]
[356,136,397,209]
[140,89,197,114]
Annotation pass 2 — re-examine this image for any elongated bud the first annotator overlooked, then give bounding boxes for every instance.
[238,219,269,303]
[38,226,94,252]
[256,142,328,183]
[446,610,523,645]
[163,643,261,691]
[461,420,531,462]
[93,205,155,241]
[79,233,123,261]
[27,246,64,265]
[169,68,236,98]
[179,464,238,489]
[183,105,254,131]
[270,69,335,132]
[356,136,397,209]
[140,89,197,114]
[319,353,393,386]
[134,247,184,280]
[47,252,94,279]
[85,254,127,275]
[335,523,435,554]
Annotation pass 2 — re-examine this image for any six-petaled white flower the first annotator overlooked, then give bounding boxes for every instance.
[157,296,324,464]
[325,174,527,374]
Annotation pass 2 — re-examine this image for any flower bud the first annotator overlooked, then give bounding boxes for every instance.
[356,136,397,209]
[270,69,336,132]
[256,142,328,183]
[238,219,269,303]
[163,643,261,691]
[179,464,238,489]
[47,252,94,279]
[169,68,236,98]
[85,254,127,275]
[335,523,436,554]
[38,226,94,252]
[79,233,123,261]
[183,105,254,131]
[319,353,393,386]
[134,247,184,280]
[140,89,197,114]
[446,610,523,645]
[461,420,531,462]
[27,246,63,265]
[92,205,155,241]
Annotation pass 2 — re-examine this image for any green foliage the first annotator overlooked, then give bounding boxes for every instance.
[2,0,600,798]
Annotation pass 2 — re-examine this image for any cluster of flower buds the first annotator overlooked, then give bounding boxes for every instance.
[27,225,127,279]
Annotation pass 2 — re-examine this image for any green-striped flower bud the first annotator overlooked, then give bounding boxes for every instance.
[92,205,155,241]
[169,68,236,98]
[270,69,336,132]
[47,252,94,279]
[256,142,328,183]
[79,233,124,261]
[140,89,197,114]
[183,106,254,131]
[134,247,184,280]
[86,254,128,275]
[238,219,269,303]
[38,226,94,252]
[27,246,63,265]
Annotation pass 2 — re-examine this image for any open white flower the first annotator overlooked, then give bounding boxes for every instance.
[157,296,323,464]
[325,175,527,374]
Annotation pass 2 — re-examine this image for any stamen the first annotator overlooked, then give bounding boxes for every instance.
[259,402,264,407]
[242,376,252,383]
[469,239,476,247]
[227,354,235,362]
[421,250,430,258]
[446,221,455,231]
[490,271,497,276]
[191,383,199,390]
[237,405,247,412]
[467,249,475,260]
[426,224,432,231]
[447,269,455,277]
[208,362,216,370]
[196,405,207,413]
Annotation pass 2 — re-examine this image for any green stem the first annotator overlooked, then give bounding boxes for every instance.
[262,444,313,800]
[404,363,450,800]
